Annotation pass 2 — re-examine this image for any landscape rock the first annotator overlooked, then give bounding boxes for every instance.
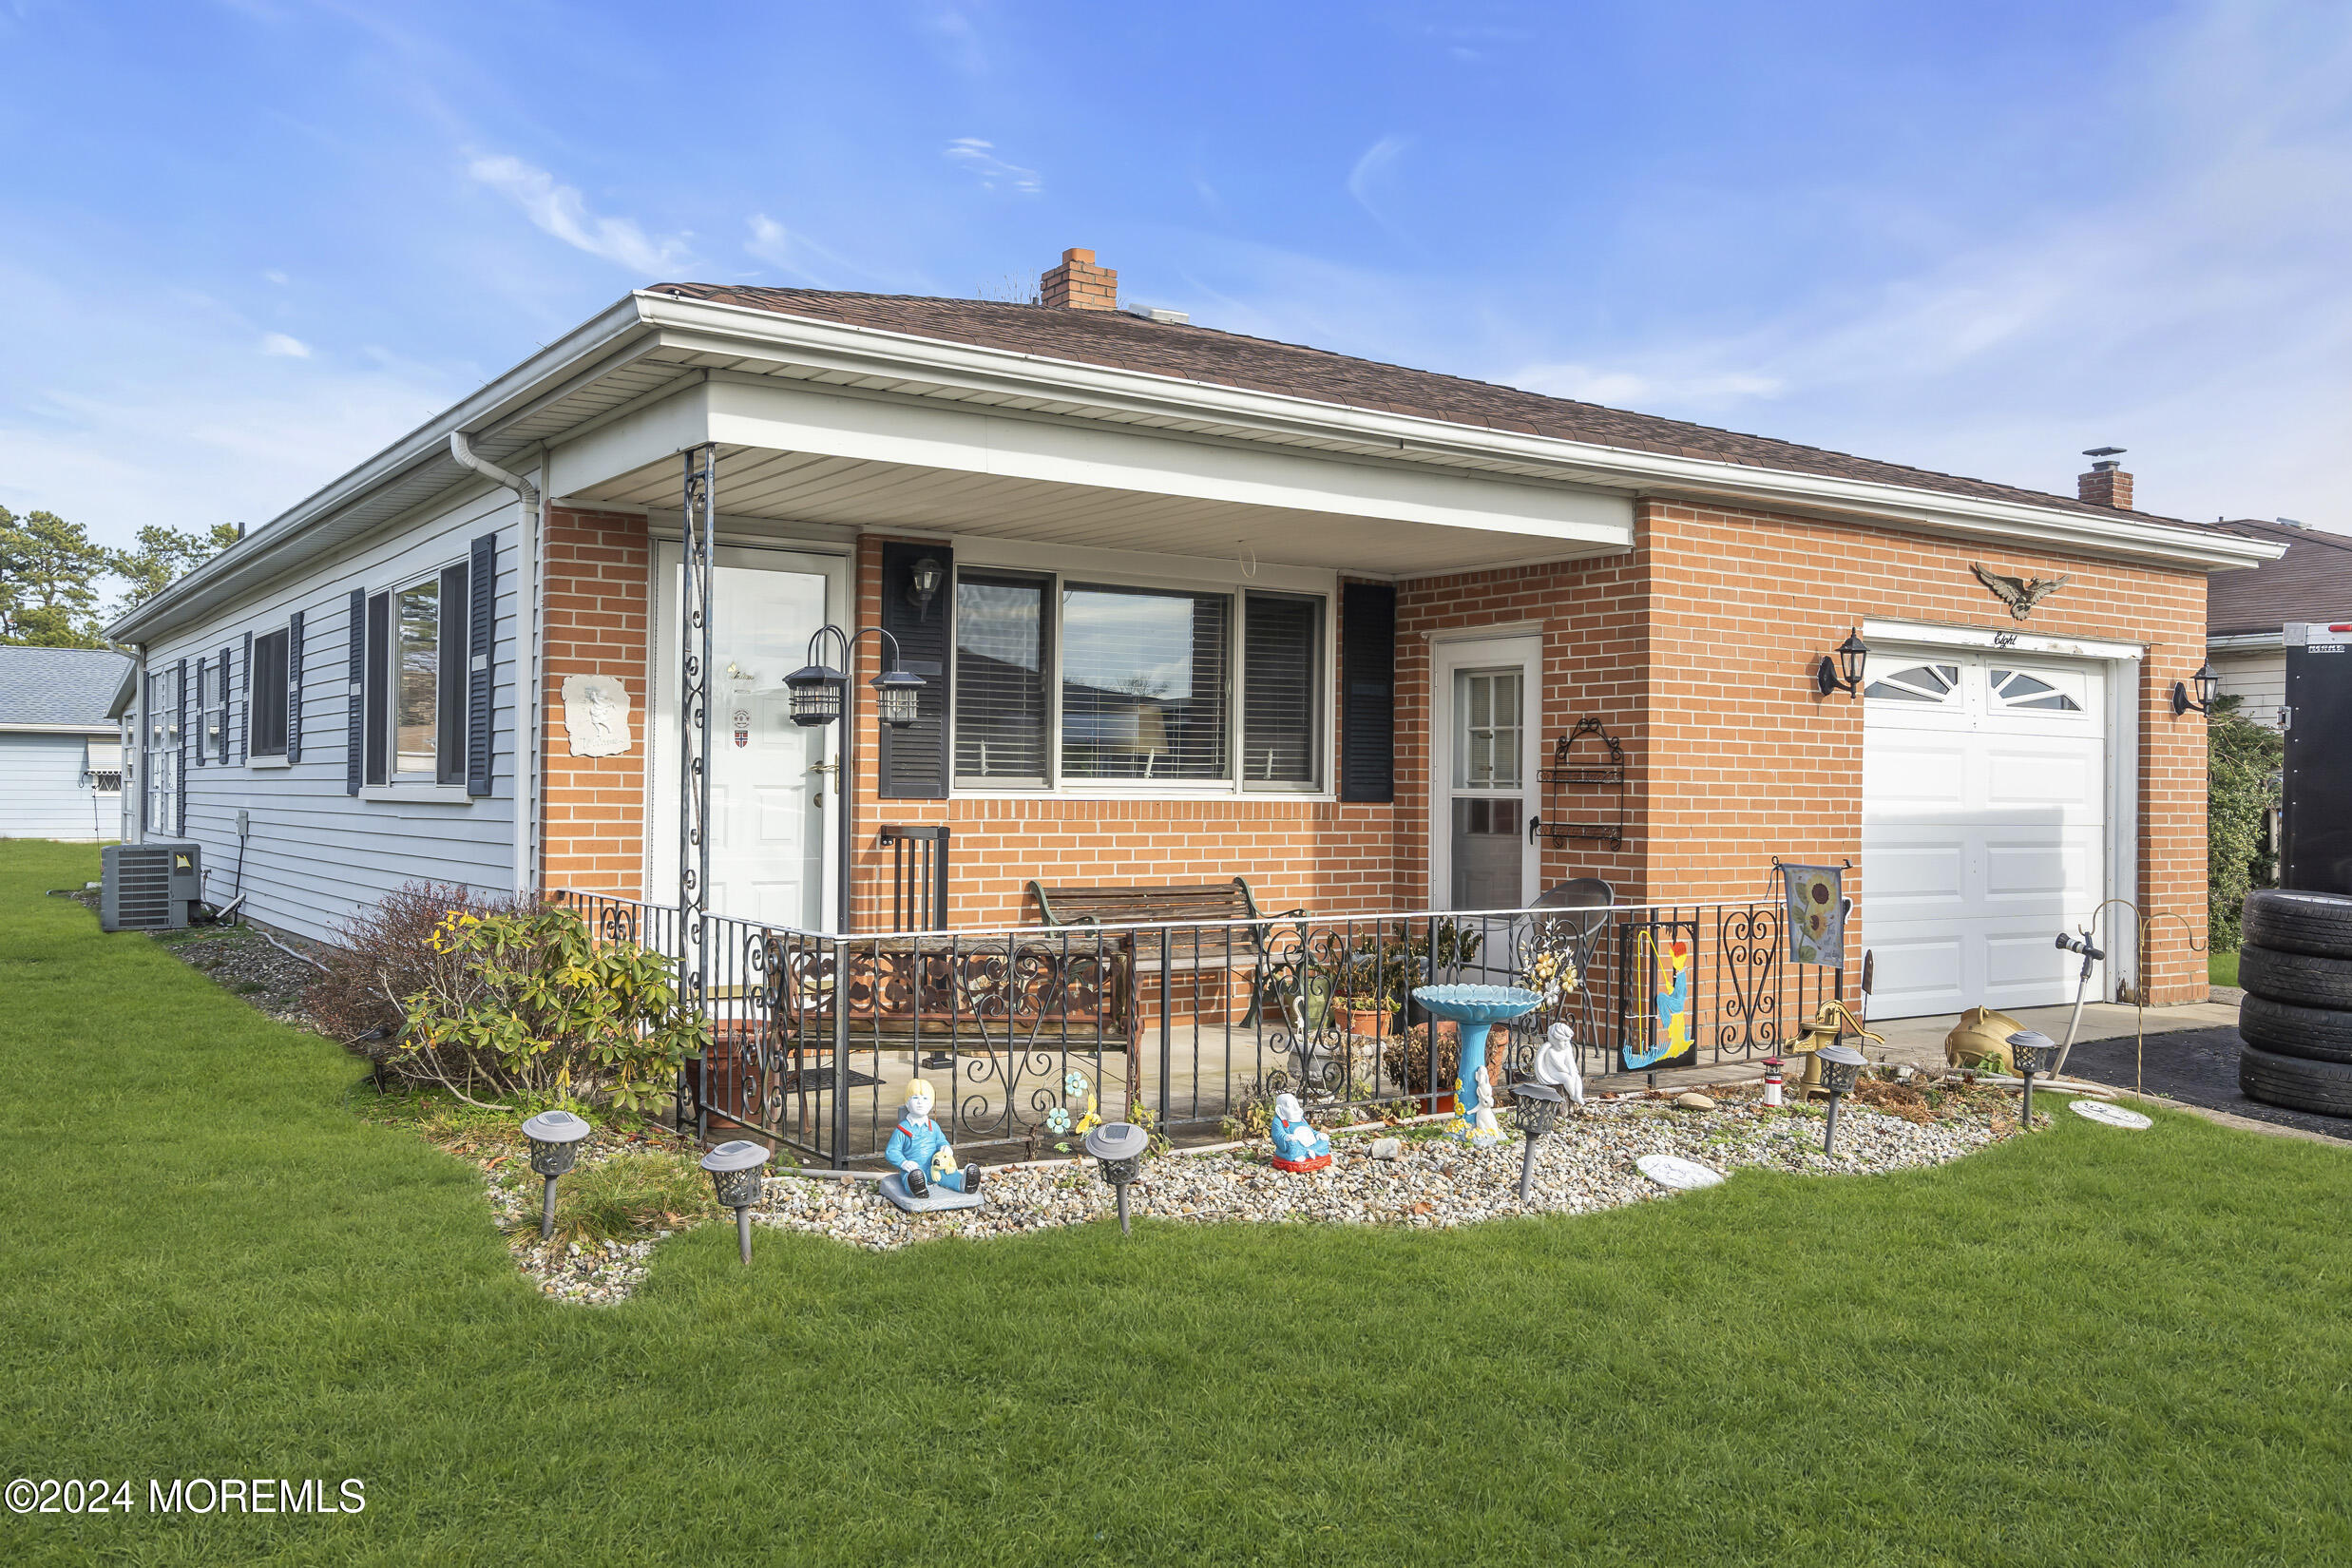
[1369,1138,1404,1160]
[1673,1092,1717,1111]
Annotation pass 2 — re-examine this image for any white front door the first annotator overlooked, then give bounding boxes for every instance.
[1430,634,1541,910]
[1862,649,2109,1018]
[652,545,845,930]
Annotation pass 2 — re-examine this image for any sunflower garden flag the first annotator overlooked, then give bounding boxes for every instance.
[1783,864,1845,968]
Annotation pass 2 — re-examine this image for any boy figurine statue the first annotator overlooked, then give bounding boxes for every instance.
[887,1079,983,1197]
[1270,1092,1333,1172]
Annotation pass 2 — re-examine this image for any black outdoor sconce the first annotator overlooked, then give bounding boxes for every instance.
[1816,628,1869,699]
[2171,661,2218,717]
[784,622,927,933]
[907,556,947,613]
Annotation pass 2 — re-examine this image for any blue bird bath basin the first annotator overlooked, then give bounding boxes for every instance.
[1411,985,1540,1144]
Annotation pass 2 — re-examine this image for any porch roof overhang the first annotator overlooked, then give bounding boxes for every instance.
[551,374,1632,577]
[110,285,2284,641]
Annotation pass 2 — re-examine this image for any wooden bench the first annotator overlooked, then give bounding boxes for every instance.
[1026,878,1306,1023]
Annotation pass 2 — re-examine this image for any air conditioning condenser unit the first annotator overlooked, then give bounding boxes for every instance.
[101,842,201,932]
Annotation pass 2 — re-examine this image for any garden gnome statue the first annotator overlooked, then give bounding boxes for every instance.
[1533,1021,1585,1105]
[1269,1093,1332,1172]
[887,1079,982,1197]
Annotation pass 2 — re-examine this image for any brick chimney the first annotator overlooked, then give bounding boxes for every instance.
[2078,447,2132,509]
[1041,247,1117,311]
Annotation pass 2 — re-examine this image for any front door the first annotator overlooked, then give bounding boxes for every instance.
[653,545,843,929]
[1432,634,1540,909]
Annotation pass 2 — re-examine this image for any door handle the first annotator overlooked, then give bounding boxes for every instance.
[807,758,836,807]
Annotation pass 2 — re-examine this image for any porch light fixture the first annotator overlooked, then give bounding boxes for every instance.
[1507,1080,1566,1203]
[699,1139,772,1265]
[521,1109,592,1240]
[1816,1042,1866,1156]
[783,622,927,933]
[907,556,946,612]
[1082,1121,1149,1235]
[1816,628,1869,699]
[2006,1030,2061,1127]
[2170,661,2218,717]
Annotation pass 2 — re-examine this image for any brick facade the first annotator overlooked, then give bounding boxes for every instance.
[530,499,2210,1005]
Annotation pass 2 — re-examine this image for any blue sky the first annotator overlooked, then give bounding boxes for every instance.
[2,0,2345,550]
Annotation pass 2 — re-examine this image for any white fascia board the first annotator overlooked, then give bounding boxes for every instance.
[1863,618,2145,662]
[0,721,120,736]
[108,299,657,642]
[694,376,1632,544]
[632,291,2287,574]
[2208,630,2285,651]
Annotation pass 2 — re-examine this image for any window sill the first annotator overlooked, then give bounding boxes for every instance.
[249,755,291,770]
[360,784,475,805]
[952,783,1335,804]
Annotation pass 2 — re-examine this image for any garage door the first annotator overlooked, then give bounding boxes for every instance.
[1862,650,2107,1019]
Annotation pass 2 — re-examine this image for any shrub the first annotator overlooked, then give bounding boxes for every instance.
[394,907,708,1113]
[2209,697,2284,950]
[308,881,531,1060]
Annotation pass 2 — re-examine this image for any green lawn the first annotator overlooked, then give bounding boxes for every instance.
[3,840,2348,1566]
[2212,947,2241,988]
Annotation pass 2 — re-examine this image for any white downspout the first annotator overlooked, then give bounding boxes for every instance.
[449,430,538,507]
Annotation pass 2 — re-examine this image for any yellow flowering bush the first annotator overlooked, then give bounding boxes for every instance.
[393,907,708,1113]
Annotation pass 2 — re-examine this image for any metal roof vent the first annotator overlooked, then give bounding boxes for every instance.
[1123,303,1190,325]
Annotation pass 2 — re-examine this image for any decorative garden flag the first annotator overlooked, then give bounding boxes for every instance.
[1621,921,1698,1072]
[1783,864,1845,969]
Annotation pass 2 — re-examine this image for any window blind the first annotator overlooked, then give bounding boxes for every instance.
[954,572,1049,785]
[251,628,290,757]
[1061,585,1229,781]
[1242,592,1320,788]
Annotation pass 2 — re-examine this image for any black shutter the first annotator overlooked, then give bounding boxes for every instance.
[435,564,468,786]
[878,542,951,798]
[468,532,495,796]
[239,632,252,763]
[286,610,304,764]
[364,593,391,786]
[1339,583,1396,804]
[346,588,365,794]
[192,659,206,768]
[174,658,188,832]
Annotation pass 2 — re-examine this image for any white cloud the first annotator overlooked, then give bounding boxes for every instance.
[263,269,289,286]
[259,332,311,358]
[943,138,1040,195]
[465,154,692,274]
[743,216,860,289]
[1346,134,1412,232]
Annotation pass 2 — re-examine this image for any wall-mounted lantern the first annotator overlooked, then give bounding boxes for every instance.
[907,556,947,612]
[1816,628,1869,699]
[521,1109,592,1240]
[2171,662,2218,717]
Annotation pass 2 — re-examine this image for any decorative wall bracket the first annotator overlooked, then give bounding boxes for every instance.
[1529,717,1626,848]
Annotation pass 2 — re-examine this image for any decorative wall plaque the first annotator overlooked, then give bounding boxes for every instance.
[1970,562,2070,621]
[559,674,632,756]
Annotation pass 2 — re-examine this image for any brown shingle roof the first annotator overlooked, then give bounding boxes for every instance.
[653,283,2203,528]
[2208,520,2352,635]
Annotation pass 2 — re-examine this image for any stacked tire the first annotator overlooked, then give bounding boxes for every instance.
[2237,890,2352,1118]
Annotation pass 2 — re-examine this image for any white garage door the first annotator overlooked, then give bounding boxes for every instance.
[1863,651,2107,1019]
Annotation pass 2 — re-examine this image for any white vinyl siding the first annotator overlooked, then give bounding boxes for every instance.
[141,482,526,943]
[0,731,121,841]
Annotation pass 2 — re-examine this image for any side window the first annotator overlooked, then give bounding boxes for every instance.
[251,628,291,757]
[1863,662,1960,702]
[368,564,469,786]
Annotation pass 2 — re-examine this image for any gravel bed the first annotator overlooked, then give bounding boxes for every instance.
[477,1138,689,1306]
[744,1088,2026,1255]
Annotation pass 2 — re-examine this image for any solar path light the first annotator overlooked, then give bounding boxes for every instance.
[1507,1080,1565,1203]
[2006,1030,2062,1128]
[1815,1042,1866,1157]
[1082,1122,1149,1236]
[521,1109,591,1240]
[700,1140,772,1265]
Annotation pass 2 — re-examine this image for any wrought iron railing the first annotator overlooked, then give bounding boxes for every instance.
[548,889,1856,1168]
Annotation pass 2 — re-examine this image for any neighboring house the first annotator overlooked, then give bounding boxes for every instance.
[2206,517,2352,725]
[105,246,2281,1017]
[0,645,133,841]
